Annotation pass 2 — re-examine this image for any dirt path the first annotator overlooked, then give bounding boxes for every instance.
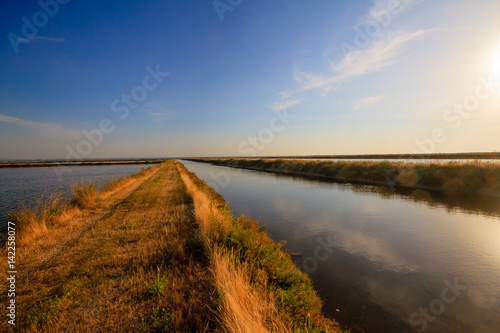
[1,161,221,332]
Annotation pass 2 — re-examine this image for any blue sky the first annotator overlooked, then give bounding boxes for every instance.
[1,0,500,159]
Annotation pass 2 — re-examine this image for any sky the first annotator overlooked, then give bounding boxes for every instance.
[1,0,500,159]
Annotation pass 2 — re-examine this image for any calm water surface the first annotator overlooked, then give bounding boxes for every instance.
[0,164,152,226]
[181,160,500,333]
[272,158,500,164]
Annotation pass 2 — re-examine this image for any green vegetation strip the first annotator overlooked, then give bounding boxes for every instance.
[191,158,500,197]
[178,162,341,332]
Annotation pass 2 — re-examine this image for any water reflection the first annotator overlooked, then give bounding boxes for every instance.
[248,168,500,218]
[181,160,500,333]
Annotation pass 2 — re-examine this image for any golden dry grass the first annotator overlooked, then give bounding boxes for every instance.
[176,161,341,333]
[179,164,279,332]
[6,192,63,246]
[1,160,341,333]
[195,158,500,197]
[70,181,99,209]
[0,162,221,332]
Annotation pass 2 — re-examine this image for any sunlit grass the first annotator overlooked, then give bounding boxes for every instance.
[70,181,99,209]
[177,161,342,333]
[6,192,62,245]
[198,158,500,197]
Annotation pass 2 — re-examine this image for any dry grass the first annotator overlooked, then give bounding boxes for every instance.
[1,161,340,332]
[196,158,500,197]
[176,161,341,333]
[70,181,99,209]
[179,166,276,332]
[0,162,221,333]
[3,166,157,248]
[6,192,62,245]
[211,247,271,333]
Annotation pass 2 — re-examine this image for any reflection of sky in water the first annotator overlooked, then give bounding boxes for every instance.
[182,160,500,333]
[278,158,500,164]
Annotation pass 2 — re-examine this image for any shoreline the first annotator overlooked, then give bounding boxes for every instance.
[260,152,500,160]
[189,158,500,198]
[2,151,499,168]
[0,159,168,168]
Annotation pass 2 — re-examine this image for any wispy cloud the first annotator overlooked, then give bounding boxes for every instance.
[272,99,302,111]
[356,0,416,27]
[145,102,177,124]
[352,95,388,109]
[279,29,430,99]
[15,35,66,43]
[148,111,176,124]
[0,114,81,140]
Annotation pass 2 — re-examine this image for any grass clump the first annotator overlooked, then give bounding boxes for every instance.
[148,269,169,296]
[140,307,172,332]
[5,192,62,245]
[70,181,99,208]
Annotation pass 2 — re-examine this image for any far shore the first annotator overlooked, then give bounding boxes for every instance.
[0,158,170,168]
[258,152,500,160]
[2,152,498,169]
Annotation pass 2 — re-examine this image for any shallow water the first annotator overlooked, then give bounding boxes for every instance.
[0,164,151,226]
[181,160,500,333]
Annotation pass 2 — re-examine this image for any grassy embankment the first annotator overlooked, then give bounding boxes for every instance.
[192,158,500,197]
[261,152,500,160]
[1,161,341,332]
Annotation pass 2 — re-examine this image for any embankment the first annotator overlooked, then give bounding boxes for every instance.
[0,158,167,168]
[1,161,342,332]
[261,152,500,160]
[190,158,500,197]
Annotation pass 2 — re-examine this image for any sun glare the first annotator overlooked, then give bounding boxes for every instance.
[490,43,500,78]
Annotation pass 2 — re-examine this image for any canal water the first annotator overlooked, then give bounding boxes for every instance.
[271,158,500,164]
[0,164,152,226]
[181,160,500,333]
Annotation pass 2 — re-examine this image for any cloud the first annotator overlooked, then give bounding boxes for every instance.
[352,95,388,109]
[272,99,302,111]
[356,0,416,27]
[15,35,66,43]
[145,102,177,124]
[279,29,430,99]
[148,111,176,124]
[0,114,81,140]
